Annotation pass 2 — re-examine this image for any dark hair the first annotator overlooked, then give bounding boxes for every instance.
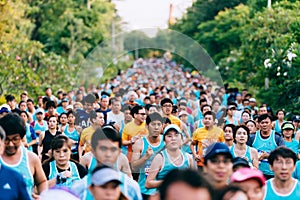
[18,100,26,108]
[163,117,171,124]
[268,146,297,166]
[27,98,34,104]
[46,100,56,110]
[146,112,164,125]
[276,109,285,116]
[199,99,207,106]
[233,125,250,143]
[242,99,249,104]
[59,112,67,122]
[258,114,272,123]
[130,105,144,117]
[241,110,251,118]
[203,111,216,120]
[89,110,101,121]
[0,113,26,138]
[223,124,235,132]
[245,120,256,127]
[66,110,75,117]
[19,111,29,118]
[5,94,15,102]
[121,104,132,112]
[84,93,96,104]
[217,185,246,200]
[201,104,212,113]
[51,135,71,151]
[159,169,213,200]
[91,126,122,150]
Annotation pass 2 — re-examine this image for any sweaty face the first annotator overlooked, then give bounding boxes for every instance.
[48,117,58,129]
[147,120,163,138]
[259,118,272,133]
[224,127,233,141]
[162,103,173,115]
[242,113,250,123]
[53,143,71,167]
[164,130,182,150]
[270,156,295,181]
[203,115,214,128]
[246,122,256,134]
[93,140,120,167]
[4,133,22,156]
[235,127,248,144]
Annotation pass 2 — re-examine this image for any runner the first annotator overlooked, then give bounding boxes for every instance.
[247,114,285,179]
[281,122,299,159]
[203,142,233,189]
[231,167,266,200]
[0,125,31,200]
[122,105,148,163]
[265,147,300,199]
[79,110,105,159]
[272,109,285,134]
[230,125,259,169]
[42,135,87,188]
[223,124,235,148]
[72,126,142,200]
[145,124,194,190]
[190,111,224,170]
[0,113,48,199]
[131,112,165,200]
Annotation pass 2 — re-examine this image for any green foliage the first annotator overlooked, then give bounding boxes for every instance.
[0,0,119,98]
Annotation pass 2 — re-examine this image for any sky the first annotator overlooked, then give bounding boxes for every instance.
[112,0,194,31]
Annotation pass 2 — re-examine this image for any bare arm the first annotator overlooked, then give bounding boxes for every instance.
[190,140,200,161]
[131,139,152,171]
[145,154,163,189]
[80,152,92,170]
[38,132,45,159]
[251,147,259,169]
[30,152,48,195]
[118,153,132,178]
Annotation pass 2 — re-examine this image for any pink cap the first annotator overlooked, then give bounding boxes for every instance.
[231,168,266,186]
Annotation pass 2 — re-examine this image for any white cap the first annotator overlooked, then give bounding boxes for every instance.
[91,167,121,186]
[163,124,182,136]
[249,98,256,102]
[35,108,44,115]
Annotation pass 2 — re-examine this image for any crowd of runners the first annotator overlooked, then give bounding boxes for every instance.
[0,57,299,200]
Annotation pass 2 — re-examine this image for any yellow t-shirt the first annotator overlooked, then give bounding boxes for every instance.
[168,114,181,127]
[192,126,224,166]
[122,121,148,162]
[79,126,95,153]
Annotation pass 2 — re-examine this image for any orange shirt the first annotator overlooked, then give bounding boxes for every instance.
[122,121,148,162]
[192,126,224,166]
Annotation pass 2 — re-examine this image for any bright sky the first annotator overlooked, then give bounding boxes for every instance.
[112,0,193,30]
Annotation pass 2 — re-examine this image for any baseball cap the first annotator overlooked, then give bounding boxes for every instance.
[231,168,266,186]
[40,187,80,200]
[61,98,69,102]
[281,122,295,130]
[66,105,73,110]
[178,111,189,117]
[35,108,44,115]
[292,115,300,122]
[0,106,10,114]
[163,124,182,136]
[91,167,121,186]
[204,143,232,163]
[232,157,250,169]
[249,98,256,103]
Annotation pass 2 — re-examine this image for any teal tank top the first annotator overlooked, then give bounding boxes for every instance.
[26,123,33,151]
[138,136,165,195]
[64,124,79,152]
[229,144,253,167]
[252,130,277,175]
[48,160,81,188]
[197,119,204,128]
[85,159,126,200]
[225,116,238,125]
[194,108,203,122]
[265,178,300,200]
[0,146,34,198]
[274,120,285,134]
[33,120,48,132]
[156,150,190,180]
[284,139,299,155]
